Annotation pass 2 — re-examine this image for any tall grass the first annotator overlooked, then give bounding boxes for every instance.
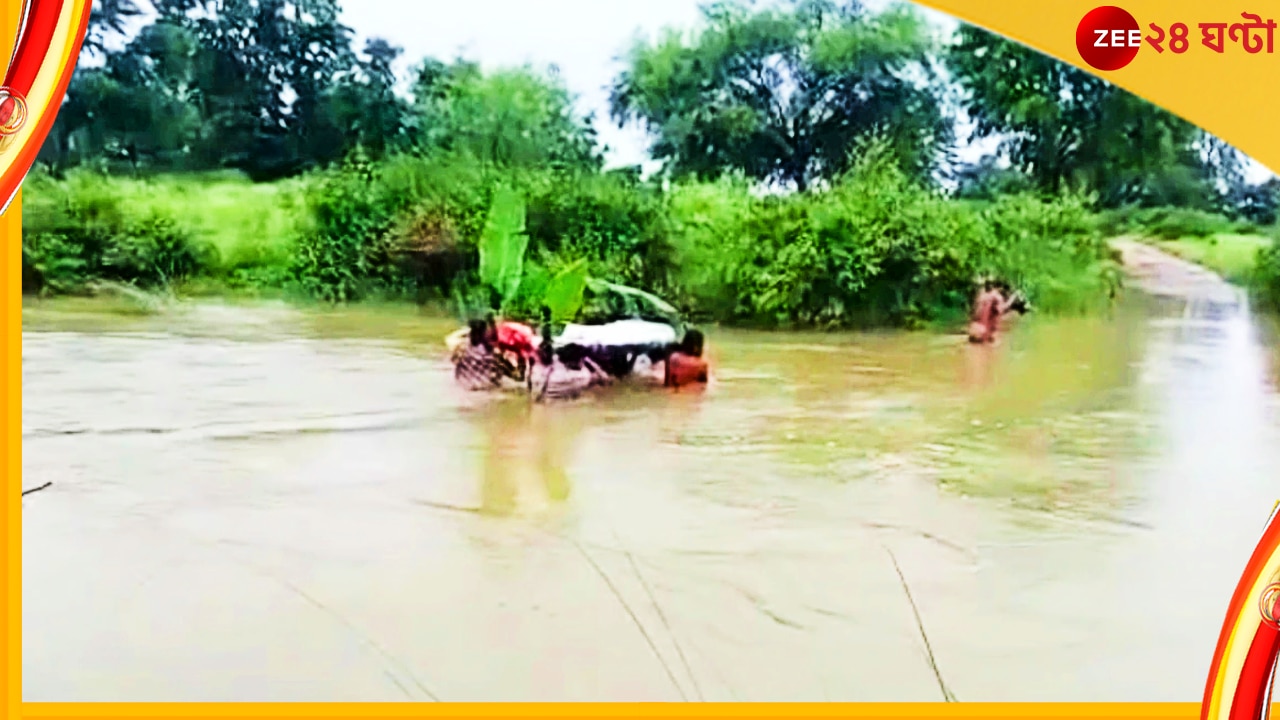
[22,144,1124,329]
[1098,203,1280,306]
[22,170,308,293]
[1153,234,1272,284]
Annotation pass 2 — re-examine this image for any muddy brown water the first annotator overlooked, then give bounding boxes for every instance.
[19,281,1280,701]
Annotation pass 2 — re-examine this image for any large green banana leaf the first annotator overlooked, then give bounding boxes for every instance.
[478,186,529,307]
[584,278,682,323]
[544,260,589,323]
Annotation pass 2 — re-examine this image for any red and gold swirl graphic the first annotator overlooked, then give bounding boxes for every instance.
[0,0,92,216]
[1202,501,1280,720]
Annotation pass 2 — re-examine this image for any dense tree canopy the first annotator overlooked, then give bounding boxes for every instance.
[949,24,1238,210]
[412,61,602,172]
[43,0,1267,216]
[610,0,952,190]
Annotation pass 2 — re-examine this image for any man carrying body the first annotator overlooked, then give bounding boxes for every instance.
[532,307,612,401]
[665,328,710,388]
[968,280,999,343]
[455,320,520,391]
[968,279,1022,344]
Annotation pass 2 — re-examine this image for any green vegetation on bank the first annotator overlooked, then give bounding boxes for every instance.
[1098,205,1280,295]
[21,140,1121,328]
[22,0,1280,325]
[1151,235,1272,285]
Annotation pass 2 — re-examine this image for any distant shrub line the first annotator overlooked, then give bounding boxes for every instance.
[28,142,1280,326]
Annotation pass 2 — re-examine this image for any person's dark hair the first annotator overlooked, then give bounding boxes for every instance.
[558,344,587,370]
[983,279,996,292]
[681,328,705,358]
[483,312,499,345]
[537,306,555,365]
[468,319,488,347]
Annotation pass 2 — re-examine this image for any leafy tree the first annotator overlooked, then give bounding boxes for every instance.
[949,24,1219,208]
[324,38,411,161]
[39,17,204,173]
[609,0,951,190]
[412,61,601,172]
[166,0,355,177]
[84,0,146,58]
[952,155,1033,201]
[278,0,357,172]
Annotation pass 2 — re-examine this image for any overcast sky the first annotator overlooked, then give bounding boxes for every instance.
[336,0,1273,183]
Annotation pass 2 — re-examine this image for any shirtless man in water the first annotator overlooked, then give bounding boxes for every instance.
[665,328,710,388]
[968,281,997,343]
[969,279,1018,344]
[532,307,612,401]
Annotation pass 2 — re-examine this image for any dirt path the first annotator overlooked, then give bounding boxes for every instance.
[1111,238,1246,306]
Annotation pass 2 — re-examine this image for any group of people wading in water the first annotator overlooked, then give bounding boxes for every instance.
[449,276,1022,399]
[449,306,710,401]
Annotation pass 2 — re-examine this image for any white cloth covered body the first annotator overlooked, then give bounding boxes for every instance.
[554,320,678,349]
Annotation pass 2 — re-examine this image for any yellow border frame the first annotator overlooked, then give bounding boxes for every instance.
[4,190,19,718]
[7,0,1280,717]
[9,702,1225,719]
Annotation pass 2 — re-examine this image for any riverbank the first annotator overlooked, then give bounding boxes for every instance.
[20,156,1118,329]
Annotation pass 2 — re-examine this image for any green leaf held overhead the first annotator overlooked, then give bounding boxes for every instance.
[543,259,589,323]
[478,185,530,308]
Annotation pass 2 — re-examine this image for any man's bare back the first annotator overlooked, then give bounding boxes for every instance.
[969,286,1001,343]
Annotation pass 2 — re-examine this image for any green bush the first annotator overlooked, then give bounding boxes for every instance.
[662,175,760,321]
[525,170,671,290]
[20,171,218,293]
[22,233,88,296]
[1255,241,1280,311]
[286,151,674,305]
[289,153,491,302]
[1100,205,1239,240]
[290,155,391,302]
[662,139,1115,328]
[21,147,1125,329]
[991,194,1118,314]
[100,215,218,286]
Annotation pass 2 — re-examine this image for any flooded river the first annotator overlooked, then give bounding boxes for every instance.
[20,272,1280,701]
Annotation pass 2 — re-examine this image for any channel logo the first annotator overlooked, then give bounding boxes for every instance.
[1076,6,1142,71]
[1075,5,1278,72]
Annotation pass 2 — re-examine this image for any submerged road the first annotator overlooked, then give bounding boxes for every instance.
[20,244,1280,701]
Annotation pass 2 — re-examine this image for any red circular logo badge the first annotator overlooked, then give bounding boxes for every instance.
[1076,6,1141,71]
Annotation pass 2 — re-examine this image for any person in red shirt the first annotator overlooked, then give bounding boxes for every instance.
[665,328,709,389]
[496,318,537,382]
[497,321,536,357]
